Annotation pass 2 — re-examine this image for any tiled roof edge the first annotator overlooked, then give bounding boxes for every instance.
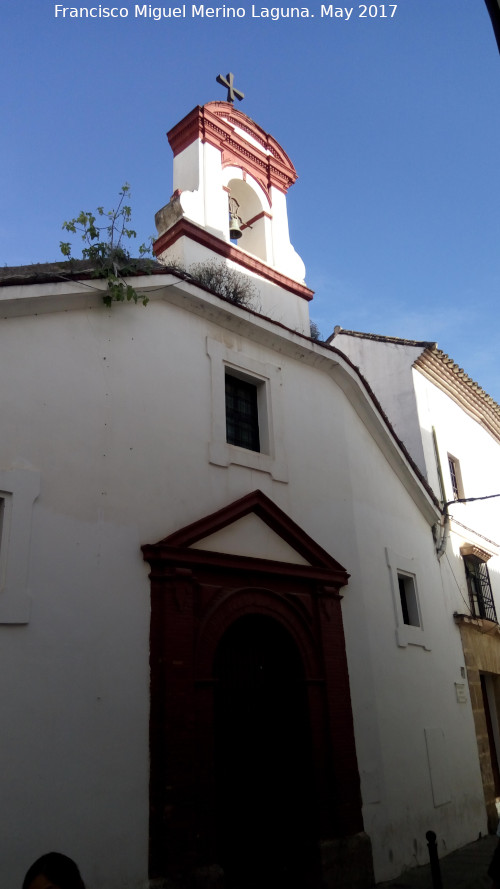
[0,258,177,287]
[328,325,436,349]
[329,326,500,443]
[414,348,500,443]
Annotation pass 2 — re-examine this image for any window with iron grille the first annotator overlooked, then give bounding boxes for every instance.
[225,373,261,452]
[207,339,287,480]
[464,555,497,622]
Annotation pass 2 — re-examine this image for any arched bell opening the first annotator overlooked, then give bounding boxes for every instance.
[226,177,269,262]
[213,613,319,889]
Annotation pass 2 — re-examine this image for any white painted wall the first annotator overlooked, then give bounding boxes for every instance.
[413,368,500,616]
[331,333,428,476]
[155,235,312,335]
[0,278,487,886]
[268,186,306,283]
[341,412,485,877]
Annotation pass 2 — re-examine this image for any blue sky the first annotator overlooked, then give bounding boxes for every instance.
[1,0,499,400]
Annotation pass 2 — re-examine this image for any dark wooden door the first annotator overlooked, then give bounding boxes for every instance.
[481,673,500,796]
[213,614,317,889]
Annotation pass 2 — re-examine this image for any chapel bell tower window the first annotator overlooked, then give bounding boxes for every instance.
[227,179,268,261]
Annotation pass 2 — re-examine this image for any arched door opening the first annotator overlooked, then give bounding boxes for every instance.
[143,490,371,889]
[213,614,318,889]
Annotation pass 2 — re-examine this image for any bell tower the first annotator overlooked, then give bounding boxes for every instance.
[153,87,313,334]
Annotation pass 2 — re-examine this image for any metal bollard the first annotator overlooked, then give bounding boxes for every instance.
[426,830,443,889]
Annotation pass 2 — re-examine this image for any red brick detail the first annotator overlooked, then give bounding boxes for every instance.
[317,594,365,835]
[153,219,314,302]
[143,490,364,882]
[166,102,298,197]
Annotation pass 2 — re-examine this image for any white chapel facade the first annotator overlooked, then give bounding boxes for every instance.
[0,93,497,889]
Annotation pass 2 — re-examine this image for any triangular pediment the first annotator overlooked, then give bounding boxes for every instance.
[144,490,348,582]
[189,512,311,565]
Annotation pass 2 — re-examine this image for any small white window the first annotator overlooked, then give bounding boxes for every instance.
[386,547,430,650]
[398,572,420,627]
[447,454,464,501]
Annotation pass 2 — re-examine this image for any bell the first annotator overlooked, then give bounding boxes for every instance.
[229,213,242,239]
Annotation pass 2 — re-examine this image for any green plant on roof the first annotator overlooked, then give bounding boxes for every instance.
[188,259,257,309]
[60,183,152,306]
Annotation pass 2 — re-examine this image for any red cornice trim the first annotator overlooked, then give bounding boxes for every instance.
[143,547,348,585]
[153,219,314,302]
[167,103,298,196]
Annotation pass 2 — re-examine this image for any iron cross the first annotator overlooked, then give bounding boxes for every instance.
[216,72,244,103]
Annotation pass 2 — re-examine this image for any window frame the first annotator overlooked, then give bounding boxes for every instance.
[225,370,262,453]
[397,571,421,628]
[207,337,287,482]
[447,453,464,501]
[463,553,497,622]
[386,547,430,649]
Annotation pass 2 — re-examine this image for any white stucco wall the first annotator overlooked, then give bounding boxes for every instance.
[156,235,312,335]
[0,279,487,887]
[340,410,485,878]
[414,368,500,616]
[331,334,429,477]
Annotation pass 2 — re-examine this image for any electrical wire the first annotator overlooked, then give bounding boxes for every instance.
[444,493,500,508]
[447,516,499,549]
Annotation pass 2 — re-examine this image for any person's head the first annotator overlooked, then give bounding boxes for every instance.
[22,853,85,889]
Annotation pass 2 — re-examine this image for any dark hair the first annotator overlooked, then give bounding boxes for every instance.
[22,852,85,889]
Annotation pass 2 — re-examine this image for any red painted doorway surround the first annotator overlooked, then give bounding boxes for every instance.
[142,490,366,888]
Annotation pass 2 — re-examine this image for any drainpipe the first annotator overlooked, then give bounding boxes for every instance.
[436,503,451,560]
[432,427,449,559]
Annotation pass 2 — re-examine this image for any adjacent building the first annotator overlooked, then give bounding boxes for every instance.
[330,328,500,834]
